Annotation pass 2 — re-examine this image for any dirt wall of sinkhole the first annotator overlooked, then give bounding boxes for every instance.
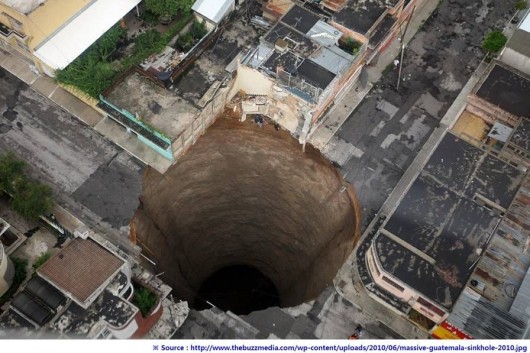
[131,116,361,309]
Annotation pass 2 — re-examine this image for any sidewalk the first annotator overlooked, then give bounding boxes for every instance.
[0,47,172,174]
[309,0,439,151]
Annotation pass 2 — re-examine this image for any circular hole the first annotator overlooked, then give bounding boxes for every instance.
[194,265,280,315]
[133,117,360,313]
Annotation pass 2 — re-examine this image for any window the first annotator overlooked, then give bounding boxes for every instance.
[2,13,24,35]
[417,297,445,317]
[382,276,404,292]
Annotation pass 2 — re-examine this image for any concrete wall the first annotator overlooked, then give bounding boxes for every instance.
[0,244,15,297]
[500,48,530,76]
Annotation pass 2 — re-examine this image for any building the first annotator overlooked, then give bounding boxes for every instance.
[233,0,421,142]
[0,0,141,76]
[361,131,527,332]
[0,225,15,297]
[191,0,237,30]
[0,217,25,297]
[233,4,365,141]
[0,236,189,338]
[460,62,530,168]
[500,10,530,76]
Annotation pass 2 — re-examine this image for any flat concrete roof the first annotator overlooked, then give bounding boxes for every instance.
[375,133,525,308]
[281,4,320,34]
[476,64,530,118]
[333,0,393,35]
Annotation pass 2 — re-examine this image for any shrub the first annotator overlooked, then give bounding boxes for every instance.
[0,257,28,306]
[33,252,51,271]
[145,0,193,17]
[0,151,25,195]
[516,0,528,10]
[55,25,126,98]
[132,287,158,317]
[174,19,207,51]
[482,31,507,53]
[0,152,55,220]
[11,180,54,220]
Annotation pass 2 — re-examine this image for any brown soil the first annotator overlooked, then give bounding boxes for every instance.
[132,115,360,311]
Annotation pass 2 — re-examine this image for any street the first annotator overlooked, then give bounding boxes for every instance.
[0,67,144,244]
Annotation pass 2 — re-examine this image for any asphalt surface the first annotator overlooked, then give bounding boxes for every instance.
[0,67,144,237]
[336,0,517,230]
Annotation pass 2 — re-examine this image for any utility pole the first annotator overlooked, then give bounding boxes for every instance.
[396,5,416,90]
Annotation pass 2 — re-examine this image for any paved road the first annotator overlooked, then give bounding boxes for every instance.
[334,0,516,230]
[0,67,144,241]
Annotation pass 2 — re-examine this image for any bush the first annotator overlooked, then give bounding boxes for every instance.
[11,180,54,220]
[132,287,158,317]
[32,252,51,271]
[55,25,126,98]
[174,19,207,51]
[482,31,507,53]
[145,0,193,17]
[135,29,164,54]
[0,151,25,195]
[340,37,362,55]
[140,10,160,26]
[0,257,28,306]
[516,0,528,10]
[121,13,192,70]
[0,152,54,220]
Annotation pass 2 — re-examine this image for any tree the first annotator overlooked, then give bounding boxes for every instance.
[144,0,187,17]
[0,152,26,195]
[482,31,507,53]
[515,0,528,10]
[11,180,54,220]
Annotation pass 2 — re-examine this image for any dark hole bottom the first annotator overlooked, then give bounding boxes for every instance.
[194,265,280,315]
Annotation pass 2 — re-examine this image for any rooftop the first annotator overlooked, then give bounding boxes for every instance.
[0,0,45,14]
[510,118,530,152]
[505,29,530,58]
[374,133,525,308]
[476,64,530,118]
[49,289,136,337]
[332,0,394,35]
[38,238,125,307]
[105,72,199,140]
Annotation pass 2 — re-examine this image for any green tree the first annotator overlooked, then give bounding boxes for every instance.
[515,0,528,10]
[0,152,25,195]
[145,0,181,17]
[482,31,507,53]
[11,180,54,220]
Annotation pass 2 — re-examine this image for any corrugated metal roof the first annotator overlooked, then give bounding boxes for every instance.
[192,0,233,24]
[306,20,342,47]
[33,0,142,70]
[488,122,513,142]
[242,44,274,69]
[448,287,527,339]
[309,45,353,75]
[510,267,530,319]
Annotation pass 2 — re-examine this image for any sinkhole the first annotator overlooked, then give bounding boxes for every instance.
[132,116,360,315]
